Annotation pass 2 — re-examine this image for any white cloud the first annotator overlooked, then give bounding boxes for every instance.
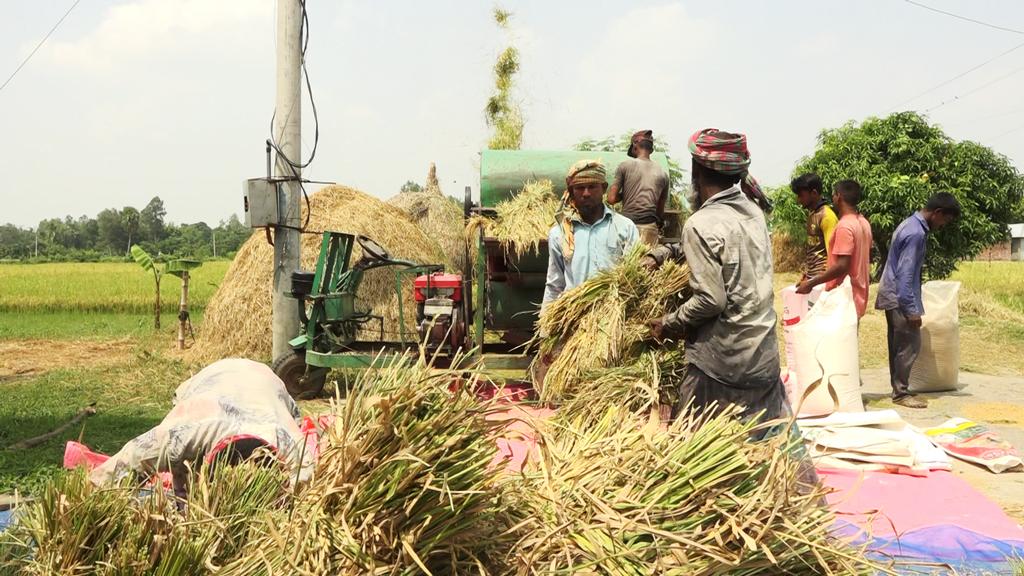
[567,3,714,116]
[43,0,269,73]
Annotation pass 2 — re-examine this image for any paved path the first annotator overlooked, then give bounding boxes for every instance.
[860,368,1024,521]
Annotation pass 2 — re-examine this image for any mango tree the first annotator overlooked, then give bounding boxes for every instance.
[775,112,1024,279]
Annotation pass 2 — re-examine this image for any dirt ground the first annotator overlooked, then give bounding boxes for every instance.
[0,339,133,379]
[859,368,1024,522]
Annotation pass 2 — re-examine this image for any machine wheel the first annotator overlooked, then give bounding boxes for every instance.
[272,351,328,400]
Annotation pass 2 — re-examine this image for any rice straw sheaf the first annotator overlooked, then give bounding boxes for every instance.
[467,179,560,258]
[557,349,687,423]
[533,243,691,406]
[220,357,521,575]
[387,189,468,273]
[506,405,885,576]
[193,185,446,362]
[0,464,288,574]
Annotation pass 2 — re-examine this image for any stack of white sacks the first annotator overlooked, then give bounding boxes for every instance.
[782,279,961,475]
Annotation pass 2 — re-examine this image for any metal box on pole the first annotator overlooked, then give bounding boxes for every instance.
[243,178,280,228]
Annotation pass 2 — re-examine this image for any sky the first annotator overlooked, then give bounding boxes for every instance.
[4,0,1024,228]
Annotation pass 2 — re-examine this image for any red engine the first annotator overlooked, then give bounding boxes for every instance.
[413,272,465,352]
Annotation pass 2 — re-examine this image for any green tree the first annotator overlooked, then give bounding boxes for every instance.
[781,112,1024,279]
[96,208,125,255]
[574,132,689,209]
[121,207,141,256]
[400,180,423,194]
[0,224,33,259]
[140,196,167,243]
[213,215,252,257]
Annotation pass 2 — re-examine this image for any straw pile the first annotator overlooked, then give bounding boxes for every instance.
[194,186,445,361]
[557,349,687,423]
[772,232,804,274]
[467,179,560,258]
[1,359,882,574]
[387,191,467,273]
[0,463,288,574]
[508,406,879,575]
[533,243,691,407]
[221,357,519,575]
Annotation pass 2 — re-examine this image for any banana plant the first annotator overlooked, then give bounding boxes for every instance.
[131,245,201,331]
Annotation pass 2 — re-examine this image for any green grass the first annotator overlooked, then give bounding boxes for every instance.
[951,261,1024,315]
[0,311,206,341]
[0,352,188,494]
[0,261,230,314]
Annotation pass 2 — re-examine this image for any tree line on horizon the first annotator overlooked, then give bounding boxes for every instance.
[0,196,252,263]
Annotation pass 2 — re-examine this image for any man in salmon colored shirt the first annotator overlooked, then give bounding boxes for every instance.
[796,180,872,319]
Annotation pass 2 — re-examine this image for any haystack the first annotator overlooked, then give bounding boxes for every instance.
[194,186,445,362]
[387,183,467,272]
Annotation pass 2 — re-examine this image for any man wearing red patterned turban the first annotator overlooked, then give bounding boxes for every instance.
[642,129,786,430]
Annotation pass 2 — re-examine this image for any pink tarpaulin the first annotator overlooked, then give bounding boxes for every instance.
[820,467,1024,541]
[488,404,555,472]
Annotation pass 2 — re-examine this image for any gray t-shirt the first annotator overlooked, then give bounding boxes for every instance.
[613,158,669,225]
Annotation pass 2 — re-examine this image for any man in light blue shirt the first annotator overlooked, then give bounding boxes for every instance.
[875,192,961,408]
[542,159,639,308]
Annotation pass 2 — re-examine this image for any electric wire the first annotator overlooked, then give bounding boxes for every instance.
[0,0,82,95]
[886,40,1024,112]
[988,122,1024,142]
[924,64,1024,113]
[266,0,318,236]
[903,0,1024,36]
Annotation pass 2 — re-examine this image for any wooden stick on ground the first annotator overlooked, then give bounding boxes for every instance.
[6,404,97,451]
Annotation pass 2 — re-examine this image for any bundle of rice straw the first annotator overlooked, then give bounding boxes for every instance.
[0,463,288,574]
[387,190,467,272]
[507,406,882,575]
[533,243,691,406]
[220,357,520,575]
[194,185,446,361]
[467,179,560,258]
[557,349,687,422]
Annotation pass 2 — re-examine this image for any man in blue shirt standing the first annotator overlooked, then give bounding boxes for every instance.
[535,160,638,389]
[542,159,639,308]
[875,192,961,408]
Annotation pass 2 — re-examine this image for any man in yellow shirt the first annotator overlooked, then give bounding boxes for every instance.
[791,173,837,281]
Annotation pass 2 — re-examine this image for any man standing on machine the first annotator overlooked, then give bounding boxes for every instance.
[607,130,670,247]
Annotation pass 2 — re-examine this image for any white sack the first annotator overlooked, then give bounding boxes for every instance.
[789,278,864,417]
[909,281,962,392]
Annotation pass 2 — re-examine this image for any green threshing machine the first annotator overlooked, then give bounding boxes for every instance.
[272,150,674,398]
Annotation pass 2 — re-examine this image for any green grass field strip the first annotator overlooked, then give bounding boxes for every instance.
[0,261,230,313]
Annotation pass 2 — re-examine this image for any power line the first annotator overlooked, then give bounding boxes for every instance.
[0,0,83,95]
[925,64,1024,113]
[886,40,1024,112]
[987,122,1024,142]
[904,0,1024,35]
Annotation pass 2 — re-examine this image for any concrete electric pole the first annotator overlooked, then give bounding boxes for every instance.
[271,0,303,360]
